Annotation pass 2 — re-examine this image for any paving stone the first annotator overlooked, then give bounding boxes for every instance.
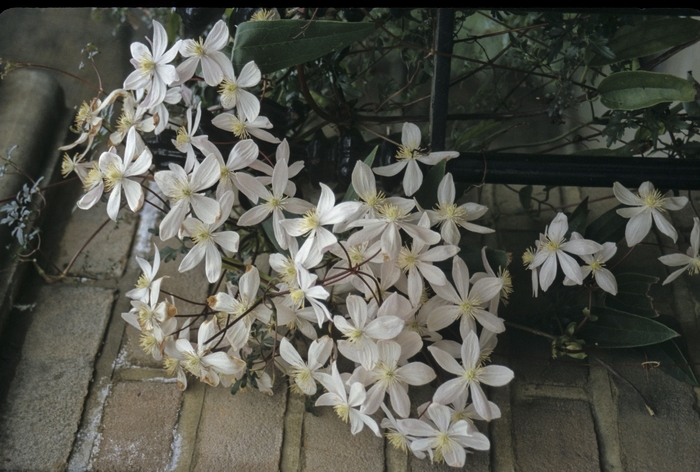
[612,351,700,472]
[0,285,114,471]
[192,382,287,472]
[511,397,599,472]
[91,380,182,471]
[54,200,139,279]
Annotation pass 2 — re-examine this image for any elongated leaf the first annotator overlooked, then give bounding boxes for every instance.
[605,272,659,318]
[453,120,501,151]
[567,197,589,237]
[414,160,446,211]
[435,245,508,277]
[580,306,678,348]
[573,146,636,157]
[638,315,698,386]
[589,18,700,67]
[518,185,533,214]
[585,204,627,244]
[342,146,378,202]
[598,71,697,111]
[233,20,375,74]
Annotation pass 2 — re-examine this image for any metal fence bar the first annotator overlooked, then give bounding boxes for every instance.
[446,152,700,189]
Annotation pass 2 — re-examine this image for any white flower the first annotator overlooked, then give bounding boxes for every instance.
[335,295,404,370]
[123,20,182,109]
[531,212,603,292]
[99,128,152,221]
[126,243,163,302]
[172,103,211,173]
[248,139,304,196]
[613,181,688,247]
[349,340,435,418]
[280,183,361,254]
[402,403,489,467]
[154,154,221,240]
[425,173,494,244]
[109,93,157,147]
[236,159,313,250]
[211,112,280,144]
[659,217,700,284]
[315,362,381,437]
[286,267,332,325]
[279,336,332,395]
[218,61,262,122]
[428,256,504,337]
[175,20,233,87]
[563,234,618,295]
[373,122,458,196]
[428,331,514,421]
[179,191,240,283]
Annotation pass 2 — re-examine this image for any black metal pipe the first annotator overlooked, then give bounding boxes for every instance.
[446,152,700,190]
[429,8,454,152]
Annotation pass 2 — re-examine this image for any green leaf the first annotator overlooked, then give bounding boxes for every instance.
[638,315,698,386]
[566,197,589,237]
[518,185,533,214]
[457,245,509,274]
[453,120,501,151]
[641,340,699,386]
[588,18,700,67]
[598,71,697,111]
[413,160,446,210]
[262,217,286,255]
[342,146,378,202]
[580,306,678,348]
[584,204,627,244]
[605,273,659,318]
[232,19,375,74]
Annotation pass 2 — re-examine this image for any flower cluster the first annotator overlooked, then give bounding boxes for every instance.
[57,17,698,468]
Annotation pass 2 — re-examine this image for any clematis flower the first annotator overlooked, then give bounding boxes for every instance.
[218,61,262,122]
[211,112,280,144]
[279,336,332,395]
[373,122,458,196]
[175,19,234,87]
[248,139,304,196]
[172,103,210,173]
[425,172,494,245]
[123,20,182,109]
[530,212,603,292]
[99,128,152,221]
[659,217,700,284]
[402,402,489,467]
[348,340,436,418]
[428,331,513,422]
[315,362,381,437]
[126,243,163,302]
[60,89,126,156]
[428,256,504,337]
[154,153,221,240]
[179,191,240,283]
[563,234,618,295]
[109,93,156,147]
[613,181,688,247]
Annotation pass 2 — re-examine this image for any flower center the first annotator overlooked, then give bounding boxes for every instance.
[62,153,77,177]
[545,236,565,252]
[640,189,667,210]
[139,332,159,356]
[459,297,480,317]
[689,257,700,276]
[589,260,603,274]
[499,267,513,303]
[116,111,134,134]
[75,100,95,131]
[191,225,212,245]
[396,144,421,161]
[290,289,305,308]
[103,162,124,192]
[231,119,249,139]
[334,404,350,423]
[436,202,466,221]
[84,164,103,191]
[522,247,536,267]
[163,355,179,375]
[378,203,407,222]
[139,53,156,76]
[362,190,386,210]
[191,38,206,57]
[219,79,239,100]
[176,126,191,147]
[299,208,321,235]
[398,246,418,271]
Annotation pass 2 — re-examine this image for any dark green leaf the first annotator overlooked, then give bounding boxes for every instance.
[640,339,699,386]
[584,204,627,244]
[589,18,700,67]
[518,185,533,214]
[262,217,286,255]
[566,197,589,237]
[605,272,659,318]
[453,120,501,151]
[598,71,697,111]
[580,306,678,348]
[457,245,509,274]
[342,146,378,202]
[413,160,446,210]
[232,20,375,74]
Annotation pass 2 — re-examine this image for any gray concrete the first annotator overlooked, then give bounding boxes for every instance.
[0,285,114,471]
